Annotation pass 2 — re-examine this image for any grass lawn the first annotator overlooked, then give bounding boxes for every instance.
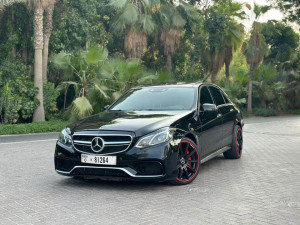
[0,120,70,135]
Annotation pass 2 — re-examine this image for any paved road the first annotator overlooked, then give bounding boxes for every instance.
[0,116,299,225]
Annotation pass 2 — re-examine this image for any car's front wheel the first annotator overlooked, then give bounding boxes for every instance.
[223,125,243,159]
[170,138,200,185]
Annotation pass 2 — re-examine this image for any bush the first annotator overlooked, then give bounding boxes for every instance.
[44,82,60,120]
[0,120,70,135]
[284,109,300,115]
[253,108,278,117]
[0,57,38,124]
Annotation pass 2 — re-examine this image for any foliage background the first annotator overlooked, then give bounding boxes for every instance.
[0,0,299,125]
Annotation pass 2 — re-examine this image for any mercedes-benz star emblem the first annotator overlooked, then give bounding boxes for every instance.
[91,137,105,152]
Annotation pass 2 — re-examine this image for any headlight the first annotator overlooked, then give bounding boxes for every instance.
[135,127,171,148]
[58,128,72,146]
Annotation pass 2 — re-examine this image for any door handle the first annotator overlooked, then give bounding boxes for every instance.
[217,114,222,118]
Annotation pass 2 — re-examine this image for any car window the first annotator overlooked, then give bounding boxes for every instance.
[199,86,214,110]
[221,92,230,104]
[209,86,225,106]
[110,87,197,111]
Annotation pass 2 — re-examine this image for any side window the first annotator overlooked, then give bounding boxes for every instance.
[199,86,214,110]
[209,86,225,106]
[221,91,230,104]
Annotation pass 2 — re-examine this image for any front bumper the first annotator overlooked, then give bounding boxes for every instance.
[54,140,178,181]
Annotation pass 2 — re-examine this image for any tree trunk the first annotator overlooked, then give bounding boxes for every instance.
[42,2,55,83]
[247,66,254,114]
[23,46,28,63]
[32,5,45,122]
[11,6,16,56]
[64,84,68,109]
[261,93,266,108]
[225,61,230,86]
[166,54,172,72]
[211,71,217,84]
[42,36,49,82]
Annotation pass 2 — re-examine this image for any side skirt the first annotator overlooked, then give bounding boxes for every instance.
[201,145,231,164]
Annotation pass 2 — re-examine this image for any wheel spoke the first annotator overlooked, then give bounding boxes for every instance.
[184,144,190,155]
[184,167,189,178]
[188,160,198,163]
[187,149,195,158]
[179,168,183,179]
[187,165,195,173]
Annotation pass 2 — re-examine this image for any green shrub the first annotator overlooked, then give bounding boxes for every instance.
[284,109,300,115]
[44,82,60,120]
[0,120,70,135]
[0,57,38,124]
[253,108,278,117]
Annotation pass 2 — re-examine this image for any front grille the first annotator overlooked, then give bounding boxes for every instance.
[72,131,133,155]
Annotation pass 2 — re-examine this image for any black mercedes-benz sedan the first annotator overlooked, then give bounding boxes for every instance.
[55,83,243,185]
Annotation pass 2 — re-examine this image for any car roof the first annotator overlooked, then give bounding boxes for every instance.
[136,82,216,89]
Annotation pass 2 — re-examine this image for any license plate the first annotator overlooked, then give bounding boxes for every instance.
[81,154,116,165]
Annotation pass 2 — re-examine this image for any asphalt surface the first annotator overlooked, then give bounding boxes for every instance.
[0,116,299,225]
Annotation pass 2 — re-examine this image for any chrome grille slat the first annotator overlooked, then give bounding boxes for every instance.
[73,140,91,144]
[72,132,133,155]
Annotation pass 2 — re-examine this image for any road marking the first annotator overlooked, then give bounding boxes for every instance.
[0,139,57,145]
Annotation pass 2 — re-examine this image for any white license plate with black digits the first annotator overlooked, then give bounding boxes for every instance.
[81,154,116,165]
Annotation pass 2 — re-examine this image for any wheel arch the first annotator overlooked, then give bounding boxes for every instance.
[184,133,198,148]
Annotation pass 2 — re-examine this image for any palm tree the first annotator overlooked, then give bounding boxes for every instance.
[224,21,244,85]
[42,0,56,83]
[244,4,270,114]
[158,0,196,72]
[53,46,109,118]
[27,0,50,122]
[109,0,157,59]
[101,57,143,99]
[202,1,245,84]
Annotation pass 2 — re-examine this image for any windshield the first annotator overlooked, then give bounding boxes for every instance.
[110,87,197,111]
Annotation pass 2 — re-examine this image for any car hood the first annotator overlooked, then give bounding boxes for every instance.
[70,110,195,136]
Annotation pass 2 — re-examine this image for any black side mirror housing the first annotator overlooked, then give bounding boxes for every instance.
[103,105,110,111]
[202,103,217,112]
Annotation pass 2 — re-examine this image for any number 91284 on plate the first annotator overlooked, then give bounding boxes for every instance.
[81,154,117,165]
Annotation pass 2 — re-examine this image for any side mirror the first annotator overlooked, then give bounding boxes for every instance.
[202,103,217,112]
[103,105,110,111]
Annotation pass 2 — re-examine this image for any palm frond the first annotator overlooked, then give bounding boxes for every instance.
[100,58,121,79]
[108,0,127,9]
[94,84,109,99]
[0,0,25,10]
[139,14,156,34]
[112,3,138,32]
[85,45,108,65]
[172,10,186,28]
[72,96,94,118]
[52,51,71,70]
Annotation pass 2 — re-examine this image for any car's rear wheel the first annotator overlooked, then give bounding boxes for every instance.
[223,125,243,159]
[169,138,200,185]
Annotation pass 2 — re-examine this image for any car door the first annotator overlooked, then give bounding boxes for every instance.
[207,86,226,151]
[219,91,236,146]
[197,86,223,157]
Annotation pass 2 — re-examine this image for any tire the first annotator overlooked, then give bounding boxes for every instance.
[223,125,243,159]
[169,137,200,185]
